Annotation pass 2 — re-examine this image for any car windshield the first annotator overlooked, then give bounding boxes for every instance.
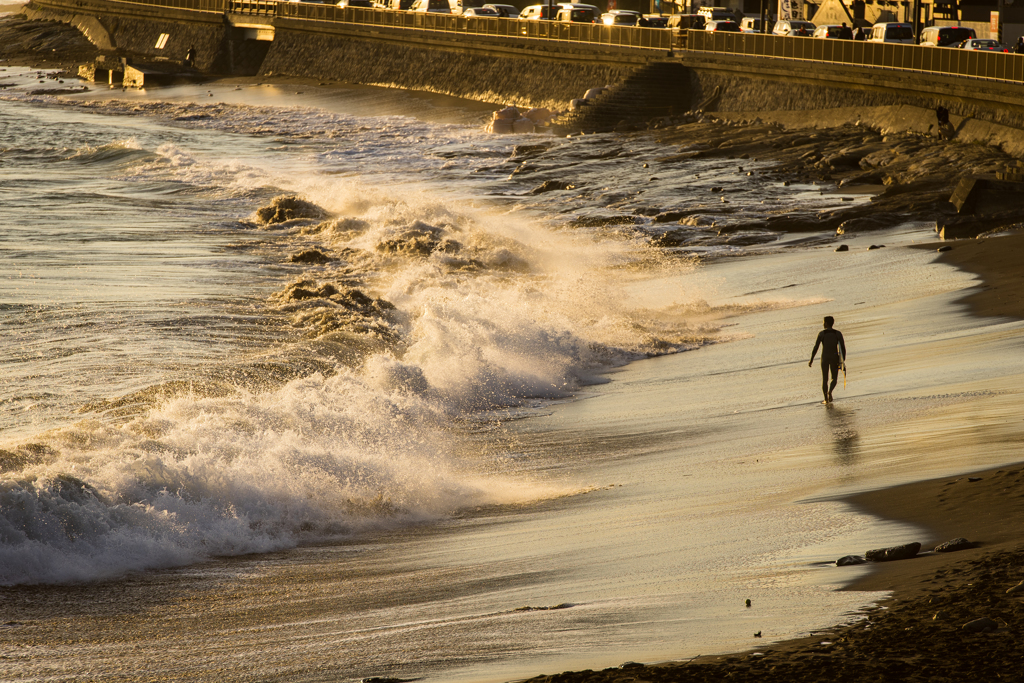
[976,40,999,47]
[938,28,973,45]
[886,25,913,39]
[571,9,594,20]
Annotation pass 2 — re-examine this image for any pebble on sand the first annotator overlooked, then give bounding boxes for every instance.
[962,617,999,633]
[934,537,974,553]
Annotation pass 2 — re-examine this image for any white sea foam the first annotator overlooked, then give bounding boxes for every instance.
[0,90,825,586]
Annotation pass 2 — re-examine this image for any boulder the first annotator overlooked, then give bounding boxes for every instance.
[865,542,921,562]
[488,119,514,135]
[256,195,328,225]
[493,106,519,120]
[512,117,536,135]
[524,107,553,125]
[288,249,335,264]
[836,555,866,566]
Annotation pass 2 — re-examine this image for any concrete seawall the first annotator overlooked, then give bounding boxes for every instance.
[21,0,1024,152]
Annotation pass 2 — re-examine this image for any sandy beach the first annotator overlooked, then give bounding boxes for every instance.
[514,236,1024,683]
[4,10,1024,683]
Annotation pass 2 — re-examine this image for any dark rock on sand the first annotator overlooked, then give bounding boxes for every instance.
[256,196,329,225]
[834,244,849,252]
[962,617,999,633]
[866,542,921,562]
[288,249,335,264]
[934,538,975,553]
[836,554,866,566]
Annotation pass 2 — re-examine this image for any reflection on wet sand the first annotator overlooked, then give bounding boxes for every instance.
[826,404,860,467]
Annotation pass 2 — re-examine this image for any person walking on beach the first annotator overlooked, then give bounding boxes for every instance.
[808,316,846,404]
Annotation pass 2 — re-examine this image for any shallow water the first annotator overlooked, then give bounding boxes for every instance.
[3,69,1024,682]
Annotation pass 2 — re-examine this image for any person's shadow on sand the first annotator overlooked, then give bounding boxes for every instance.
[825,405,860,466]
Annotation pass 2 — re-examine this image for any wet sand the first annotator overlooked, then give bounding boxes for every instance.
[515,235,1024,683]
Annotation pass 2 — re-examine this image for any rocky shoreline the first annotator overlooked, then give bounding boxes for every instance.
[643,116,1024,243]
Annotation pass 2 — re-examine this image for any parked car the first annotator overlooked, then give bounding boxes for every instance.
[643,15,669,28]
[337,0,373,6]
[697,6,734,22]
[919,25,976,46]
[409,0,451,11]
[867,22,914,43]
[602,9,641,25]
[463,6,499,15]
[377,0,415,9]
[450,0,487,13]
[560,4,600,17]
[739,16,772,33]
[667,13,705,30]
[705,19,740,32]
[812,24,852,39]
[959,38,1008,51]
[773,19,816,36]
[519,4,555,19]
[556,7,596,21]
[482,2,518,16]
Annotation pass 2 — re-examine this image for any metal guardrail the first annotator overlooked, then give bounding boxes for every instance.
[112,0,228,13]
[273,3,674,51]
[228,0,274,13]
[686,30,1024,84]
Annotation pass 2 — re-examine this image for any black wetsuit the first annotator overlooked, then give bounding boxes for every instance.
[810,327,846,400]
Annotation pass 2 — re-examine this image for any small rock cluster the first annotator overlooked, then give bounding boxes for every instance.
[487,105,558,135]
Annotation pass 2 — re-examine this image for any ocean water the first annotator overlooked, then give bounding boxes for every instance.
[4,68,1024,682]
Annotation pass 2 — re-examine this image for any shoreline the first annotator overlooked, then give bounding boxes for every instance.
[514,234,1024,682]
[5,12,1024,681]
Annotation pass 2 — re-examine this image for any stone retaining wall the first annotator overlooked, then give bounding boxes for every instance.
[259,29,640,111]
[22,0,1024,138]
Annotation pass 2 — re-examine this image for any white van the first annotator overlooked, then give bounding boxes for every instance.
[739,16,772,33]
[409,0,450,11]
[920,25,976,47]
[557,2,598,21]
[697,6,734,22]
[519,3,555,19]
[867,22,915,43]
